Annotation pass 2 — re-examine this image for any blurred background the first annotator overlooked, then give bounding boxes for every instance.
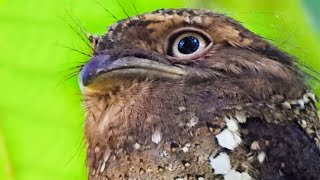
[0,0,319,179]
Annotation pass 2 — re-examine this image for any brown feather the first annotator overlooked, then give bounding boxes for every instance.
[79,8,320,180]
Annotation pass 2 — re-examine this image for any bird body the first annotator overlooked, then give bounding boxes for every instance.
[79,9,320,179]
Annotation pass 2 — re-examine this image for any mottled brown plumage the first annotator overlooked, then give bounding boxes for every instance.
[78,9,320,180]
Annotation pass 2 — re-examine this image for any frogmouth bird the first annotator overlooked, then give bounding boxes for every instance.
[78,8,320,180]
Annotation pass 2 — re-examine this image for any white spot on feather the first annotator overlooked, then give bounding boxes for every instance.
[99,154,110,173]
[224,170,241,180]
[178,106,186,112]
[257,152,266,164]
[241,172,252,180]
[134,143,141,150]
[225,117,239,132]
[250,141,260,150]
[209,152,231,175]
[281,101,291,109]
[224,170,252,180]
[181,143,191,153]
[300,120,307,129]
[94,146,100,153]
[303,93,310,103]
[235,111,246,123]
[152,130,161,144]
[307,92,316,102]
[184,16,191,23]
[160,150,169,158]
[192,16,202,24]
[216,129,242,150]
[297,99,305,108]
[187,117,198,128]
[100,162,106,173]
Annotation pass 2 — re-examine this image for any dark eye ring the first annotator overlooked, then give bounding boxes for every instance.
[164,27,213,60]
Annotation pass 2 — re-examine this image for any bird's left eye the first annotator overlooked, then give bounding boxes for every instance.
[165,29,212,60]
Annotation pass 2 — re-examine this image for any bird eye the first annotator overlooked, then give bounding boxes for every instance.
[176,34,201,54]
[165,28,212,60]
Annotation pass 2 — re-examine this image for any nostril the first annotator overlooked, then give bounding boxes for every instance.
[78,55,111,88]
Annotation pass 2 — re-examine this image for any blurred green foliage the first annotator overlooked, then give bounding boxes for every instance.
[303,0,320,32]
[0,0,319,179]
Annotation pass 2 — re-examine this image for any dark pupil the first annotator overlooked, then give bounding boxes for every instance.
[177,36,200,54]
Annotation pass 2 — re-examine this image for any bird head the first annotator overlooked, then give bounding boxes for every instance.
[79,9,306,103]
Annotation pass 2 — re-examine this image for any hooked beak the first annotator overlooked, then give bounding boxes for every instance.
[78,55,187,92]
